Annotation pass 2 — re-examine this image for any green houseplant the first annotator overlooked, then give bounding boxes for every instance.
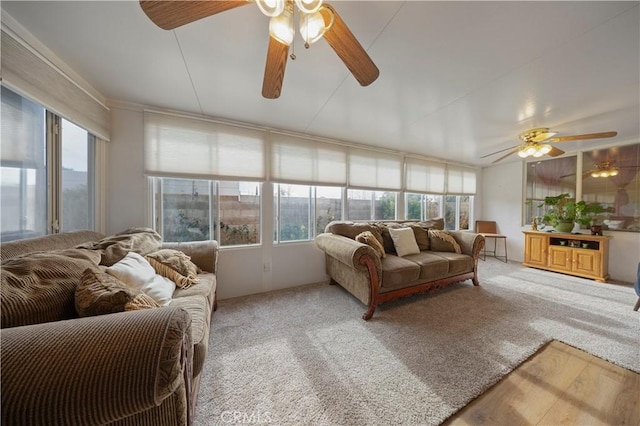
[534,193,609,232]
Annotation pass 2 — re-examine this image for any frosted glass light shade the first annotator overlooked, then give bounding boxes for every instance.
[299,11,327,45]
[269,8,294,45]
[256,0,285,17]
[294,0,323,13]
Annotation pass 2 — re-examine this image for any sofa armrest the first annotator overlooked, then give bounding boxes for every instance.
[315,233,380,271]
[1,307,191,425]
[162,240,219,274]
[449,231,485,258]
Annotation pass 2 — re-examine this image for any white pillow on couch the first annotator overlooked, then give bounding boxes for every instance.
[388,227,420,257]
[106,252,175,306]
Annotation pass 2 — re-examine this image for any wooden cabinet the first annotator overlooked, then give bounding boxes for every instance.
[524,232,548,268]
[522,231,610,282]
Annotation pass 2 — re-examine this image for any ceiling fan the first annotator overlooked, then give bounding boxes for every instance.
[482,127,618,164]
[559,160,636,179]
[139,0,379,99]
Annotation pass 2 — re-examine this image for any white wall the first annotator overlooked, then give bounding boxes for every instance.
[481,161,640,283]
[480,161,526,262]
[107,106,328,300]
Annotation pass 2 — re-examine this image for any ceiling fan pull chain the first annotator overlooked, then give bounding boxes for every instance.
[290,37,297,60]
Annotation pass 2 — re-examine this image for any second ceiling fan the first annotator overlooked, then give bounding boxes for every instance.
[139,0,379,99]
[483,127,618,163]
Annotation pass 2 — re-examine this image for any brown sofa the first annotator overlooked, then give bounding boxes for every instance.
[1,230,218,426]
[315,219,485,320]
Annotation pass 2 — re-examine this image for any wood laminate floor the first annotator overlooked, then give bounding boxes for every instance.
[444,340,640,426]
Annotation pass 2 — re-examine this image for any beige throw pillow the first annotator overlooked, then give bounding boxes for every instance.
[355,231,386,258]
[389,227,421,257]
[428,229,462,254]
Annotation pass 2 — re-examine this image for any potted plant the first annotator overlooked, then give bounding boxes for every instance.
[534,193,610,233]
[540,193,577,232]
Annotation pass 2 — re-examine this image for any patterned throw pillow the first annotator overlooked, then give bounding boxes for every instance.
[75,267,159,317]
[428,229,462,254]
[145,249,200,289]
[355,231,386,258]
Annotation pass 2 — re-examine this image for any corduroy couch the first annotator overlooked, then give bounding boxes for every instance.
[315,219,485,320]
[1,229,219,426]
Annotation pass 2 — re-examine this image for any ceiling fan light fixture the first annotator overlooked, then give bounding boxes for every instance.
[610,168,619,177]
[269,6,295,45]
[256,0,285,17]
[539,144,552,155]
[299,10,328,45]
[294,0,323,14]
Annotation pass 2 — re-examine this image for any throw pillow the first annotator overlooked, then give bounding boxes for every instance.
[376,222,405,254]
[106,252,175,306]
[428,229,462,254]
[355,231,386,258]
[408,224,430,250]
[388,227,420,257]
[145,249,200,289]
[75,267,159,317]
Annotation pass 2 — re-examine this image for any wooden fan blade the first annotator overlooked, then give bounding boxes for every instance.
[492,149,519,164]
[320,4,379,86]
[262,37,289,99]
[140,0,249,30]
[548,146,565,157]
[481,145,519,158]
[548,131,617,143]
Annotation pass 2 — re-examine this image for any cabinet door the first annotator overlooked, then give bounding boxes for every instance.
[525,234,548,267]
[548,246,572,271]
[573,249,601,277]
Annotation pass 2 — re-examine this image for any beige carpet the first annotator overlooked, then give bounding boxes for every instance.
[194,259,639,425]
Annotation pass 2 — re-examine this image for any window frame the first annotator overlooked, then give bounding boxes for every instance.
[0,86,98,241]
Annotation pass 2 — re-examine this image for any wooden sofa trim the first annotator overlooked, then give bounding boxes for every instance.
[358,236,485,320]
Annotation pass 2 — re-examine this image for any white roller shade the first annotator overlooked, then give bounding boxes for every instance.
[270,133,347,186]
[446,164,477,195]
[405,157,446,194]
[1,30,110,141]
[144,111,265,181]
[0,86,45,168]
[348,148,402,191]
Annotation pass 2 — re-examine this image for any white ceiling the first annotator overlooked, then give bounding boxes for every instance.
[2,1,639,167]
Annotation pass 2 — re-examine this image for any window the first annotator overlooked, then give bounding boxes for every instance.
[315,186,342,235]
[405,193,443,221]
[581,144,639,232]
[275,184,311,242]
[443,195,471,230]
[0,86,96,241]
[346,190,397,221]
[61,118,94,232]
[273,184,343,243]
[525,157,577,226]
[153,177,261,246]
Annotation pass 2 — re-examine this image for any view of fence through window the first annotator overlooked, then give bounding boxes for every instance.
[158,178,260,245]
[157,178,472,245]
